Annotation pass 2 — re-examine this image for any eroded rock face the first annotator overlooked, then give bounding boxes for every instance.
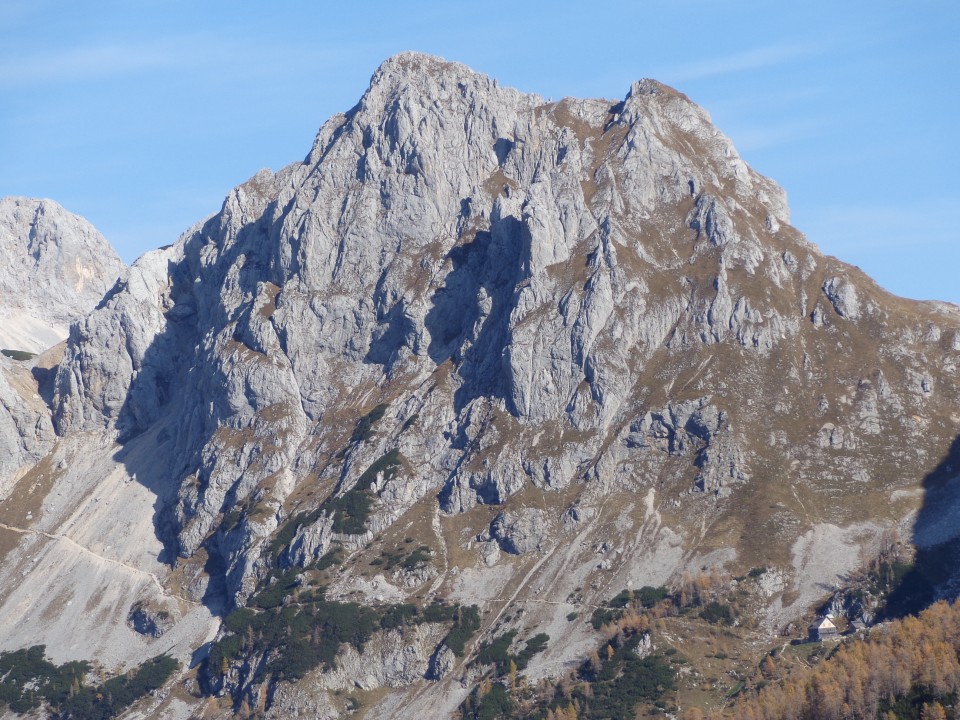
[127,600,177,638]
[12,51,960,716]
[0,197,125,354]
[491,508,552,555]
[0,199,122,485]
[212,622,447,712]
[427,642,456,680]
[46,53,960,606]
[0,356,54,486]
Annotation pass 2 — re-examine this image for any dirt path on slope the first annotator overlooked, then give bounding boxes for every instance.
[0,521,200,606]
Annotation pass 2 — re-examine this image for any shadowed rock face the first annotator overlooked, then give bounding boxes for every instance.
[0,197,125,354]
[0,355,54,483]
[3,52,960,715]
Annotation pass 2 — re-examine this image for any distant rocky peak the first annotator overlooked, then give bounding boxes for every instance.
[0,197,125,354]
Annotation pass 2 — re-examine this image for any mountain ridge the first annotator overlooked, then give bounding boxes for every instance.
[1,53,959,719]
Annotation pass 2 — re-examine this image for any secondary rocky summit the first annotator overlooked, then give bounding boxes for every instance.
[2,53,960,718]
[0,196,124,354]
[0,197,124,491]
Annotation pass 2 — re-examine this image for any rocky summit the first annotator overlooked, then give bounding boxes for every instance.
[1,52,960,719]
[0,198,124,491]
[0,197,125,355]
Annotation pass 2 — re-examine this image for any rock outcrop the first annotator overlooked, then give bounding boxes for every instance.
[490,508,553,555]
[0,355,55,488]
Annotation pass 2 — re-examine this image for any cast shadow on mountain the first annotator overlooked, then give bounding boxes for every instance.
[884,434,960,619]
[422,216,527,414]
[110,211,279,615]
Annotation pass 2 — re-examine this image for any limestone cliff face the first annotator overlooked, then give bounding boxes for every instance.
[4,52,960,716]
[0,197,125,354]
[0,197,123,487]
[0,356,54,486]
[49,52,960,601]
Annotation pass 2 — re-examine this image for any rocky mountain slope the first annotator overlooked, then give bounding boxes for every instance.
[1,53,960,719]
[0,197,124,496]
[0,197,125,355]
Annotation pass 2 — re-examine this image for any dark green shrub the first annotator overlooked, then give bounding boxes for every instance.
[460,681,514,720]
[208,633,243,674]
[635,585,670,608]
[379,604,419,630]
[590,606,622,629]
[473,630,517,671]
[517,633,549,667]
[474,681,513,720]
[315,546,343,571]
[701,601,735,625]
[0,646,175,720]
[422,602,458,623]
[271,452,404,562]
[209,596,382,689]
[0,349,36,361]
[402,545,432,570]
[327,491,373,534]
[205,593,471,702]
[575,637,676,717]
[328,450,402,535]
[444,605,481,656]
[249,569,302,610]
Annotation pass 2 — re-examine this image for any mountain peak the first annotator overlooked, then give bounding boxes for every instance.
[358,51,542,116]
[3,54,960,720]
[364,51,489,97]
[372,51,474,79]
[0,196,124,354]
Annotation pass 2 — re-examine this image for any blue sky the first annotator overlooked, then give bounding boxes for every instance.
[1,1,958,303]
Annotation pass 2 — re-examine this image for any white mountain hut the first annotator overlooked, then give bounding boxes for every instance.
[809,616,839,642]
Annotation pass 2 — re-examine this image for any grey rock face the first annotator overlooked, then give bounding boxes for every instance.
[0,199,121,484]
[616,399,748,495]
[491,508,553,555]
[822,276,861,320]
[281,512,336,569]
[427,642,456,680]
[0,197,124,353]
[35,51,960,694]
[217,622,446,709]
[0,356,54,485]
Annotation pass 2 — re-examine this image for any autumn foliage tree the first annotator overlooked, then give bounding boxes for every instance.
[721,600,960,720]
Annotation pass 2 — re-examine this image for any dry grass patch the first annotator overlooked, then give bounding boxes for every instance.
[0,450,62,529]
